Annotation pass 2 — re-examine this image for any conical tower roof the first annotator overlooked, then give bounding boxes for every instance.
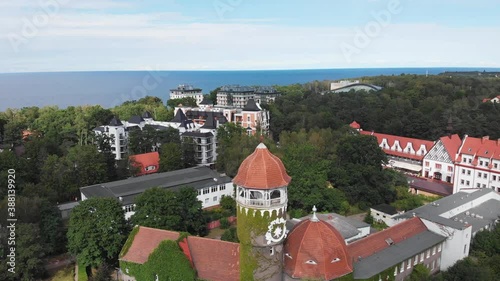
[233,143,291,189]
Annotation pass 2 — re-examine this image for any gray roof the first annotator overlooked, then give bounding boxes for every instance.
[353,230,446,279]
[450,199,500,233]
[128,115,144,124]
[199,96,213,105]
[57,201,80,211]
[395,188,499,229]
[287,213,369,240]
[372,204,398,215]
[109,116,123,126]
[80,166,231,205]
[242,99,261,111]
[142,111,153,118]
[93,126,105,132]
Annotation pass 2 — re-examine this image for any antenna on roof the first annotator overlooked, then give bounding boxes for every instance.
[311,205,319,222]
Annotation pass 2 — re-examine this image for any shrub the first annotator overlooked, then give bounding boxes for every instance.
[220,217,230,229]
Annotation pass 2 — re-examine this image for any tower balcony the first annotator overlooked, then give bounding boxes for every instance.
[236,186,287,209]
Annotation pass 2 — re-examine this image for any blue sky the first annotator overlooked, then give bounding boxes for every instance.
[1,0,500,72]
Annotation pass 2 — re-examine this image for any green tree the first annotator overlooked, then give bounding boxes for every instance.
[209,87,220,105]
[67,198,127,277]
[131,188,182,230]
[159,142,183,172]
[167,97,197,108]
[0,223,46,281]
[177,187,208,236]
[407,263,430,281]
[220,195,236,215]
[221,227,239,243]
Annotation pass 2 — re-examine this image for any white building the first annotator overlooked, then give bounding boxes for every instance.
[453,135,500,193]
[216,85,280,108]
[80,166,234,220]
[394,188,500,270]
[422,134,462,184]
[169,84,204,105]
[358,128,434,175]
[93,112,198,160]
[370,204,402,227]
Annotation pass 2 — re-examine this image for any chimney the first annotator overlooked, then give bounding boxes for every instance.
[482,136,489,143]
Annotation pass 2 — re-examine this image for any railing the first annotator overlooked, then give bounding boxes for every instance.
[238,197,285,207]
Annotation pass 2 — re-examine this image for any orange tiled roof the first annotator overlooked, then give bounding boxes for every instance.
[187,236,240,281]
[129,151,160,176]
[284,219,353,280]
[347,217,427,260]
[360,131,434,161]
[120,226,179,264]
[458,136,500,162]
[233,143,291,189]
[439,134,462,160]
[350,121,361,129]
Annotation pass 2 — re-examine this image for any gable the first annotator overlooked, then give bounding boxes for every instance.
[425,140,453,164]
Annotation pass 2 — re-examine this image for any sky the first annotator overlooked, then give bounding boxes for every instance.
[1,0,500,72]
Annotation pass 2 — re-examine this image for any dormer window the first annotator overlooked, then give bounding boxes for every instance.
[285,253,293,259]
[331,258,341,263]
[305,260,317,265]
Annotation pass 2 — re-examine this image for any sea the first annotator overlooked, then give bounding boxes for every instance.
[1,67,499,111]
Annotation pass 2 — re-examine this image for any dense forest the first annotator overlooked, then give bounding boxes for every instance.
[268,75,500,141]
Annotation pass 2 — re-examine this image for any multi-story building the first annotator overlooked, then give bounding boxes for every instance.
[453,135,500,193]
[169,84,204,105]
[93,111,198,160]
[216,85,255,108]
[357,126,434,175]
[176,99,269,136]
[422,134,462,184]
[80,166,233,219]
[394,188,500,270]
[216,85,280,108]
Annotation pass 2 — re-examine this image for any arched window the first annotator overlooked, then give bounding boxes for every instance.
[250,191,263,199]
[270,190,281,199]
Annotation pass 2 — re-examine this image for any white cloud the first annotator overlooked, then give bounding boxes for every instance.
[1,7,499,72]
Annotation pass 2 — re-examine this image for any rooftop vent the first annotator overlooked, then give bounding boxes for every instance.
[385,238,394,246]
[305,260,317,265]
[331,258,341,263]
[285,253,292,259]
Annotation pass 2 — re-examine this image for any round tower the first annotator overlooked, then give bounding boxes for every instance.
[233,143,291,281]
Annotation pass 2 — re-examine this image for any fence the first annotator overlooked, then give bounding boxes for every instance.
[206,216,237,230]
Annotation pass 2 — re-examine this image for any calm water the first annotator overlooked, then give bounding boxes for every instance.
[1,67,499,111]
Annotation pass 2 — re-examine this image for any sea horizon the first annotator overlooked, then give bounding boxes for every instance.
[1,67,500,112]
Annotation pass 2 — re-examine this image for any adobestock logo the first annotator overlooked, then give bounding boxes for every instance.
[340,0,405,63]
[7,0,71,53]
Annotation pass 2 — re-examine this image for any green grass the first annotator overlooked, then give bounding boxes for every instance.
[77,260,88,281]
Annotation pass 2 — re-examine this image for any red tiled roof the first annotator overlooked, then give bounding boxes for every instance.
[439,134,462,160]
[360,131,434,161]
[120,226,179,264]
[350,121,361,129]
[130,151,160,176]
[347,217,427,260]
[187,236,240,281]
[179,237,194,267]
[482,98,491,103]
[233,143,291,189]
[458,136,500,162]
[284,219,353,280]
